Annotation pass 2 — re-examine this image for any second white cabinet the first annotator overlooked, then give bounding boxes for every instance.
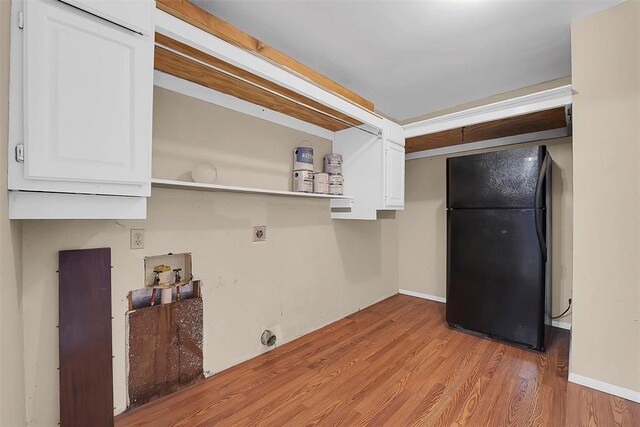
[381,120,405,210]
[384,140,405,209]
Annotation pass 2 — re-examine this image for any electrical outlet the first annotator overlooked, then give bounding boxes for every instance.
[252,226,266,242]
[130,229,145,249]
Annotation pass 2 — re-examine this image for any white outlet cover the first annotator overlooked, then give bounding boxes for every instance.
[130,229,145,249]
[253,226,266,242]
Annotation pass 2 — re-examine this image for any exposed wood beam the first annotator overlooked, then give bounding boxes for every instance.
[155,0,374,112]
[154,71,336,140]
[406,107,568,153]
[155,35,362,132]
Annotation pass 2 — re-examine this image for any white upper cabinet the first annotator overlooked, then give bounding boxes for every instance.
[331,128,383,220]
[60,0,155,35]
[381,120,405,210]
[384,140,405,209]
[12,0,153,198]
[331,120,405,219]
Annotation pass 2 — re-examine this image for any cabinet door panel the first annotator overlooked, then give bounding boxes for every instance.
[385,141,405,208]
[24,0,152,185]
[61,0,154,35]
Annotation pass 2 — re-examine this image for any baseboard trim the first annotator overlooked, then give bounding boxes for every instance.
[551,320,572,330]
[399,289,446,303]
[398,290,573,331]
[568,373,640,403]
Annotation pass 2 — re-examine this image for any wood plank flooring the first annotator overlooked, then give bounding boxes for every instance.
[115,294,640,426]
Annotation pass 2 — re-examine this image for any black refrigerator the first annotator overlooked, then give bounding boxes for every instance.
[446,145,552,351]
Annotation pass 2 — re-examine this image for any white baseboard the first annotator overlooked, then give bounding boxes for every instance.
[551,320,572,330]
[569,372,640,403]
[398,290,573,332]
[399,289,446,303]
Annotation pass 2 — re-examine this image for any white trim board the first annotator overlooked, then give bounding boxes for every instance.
[551,320,571,330]
[9,191,147,219]
[154,71,335,141]
[405,127,569,161]
[399,289,446,303]
[403,85,572,138]
[569,373,640,403]
[399,289,572,331]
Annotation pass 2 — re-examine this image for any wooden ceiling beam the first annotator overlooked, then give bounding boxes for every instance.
[154,43,352,132]
[156,0,375,112]
[406,107,568,153]
[155,33,361,130]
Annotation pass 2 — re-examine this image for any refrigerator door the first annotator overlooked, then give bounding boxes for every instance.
[447,208,546,350]
[447,146,546,209]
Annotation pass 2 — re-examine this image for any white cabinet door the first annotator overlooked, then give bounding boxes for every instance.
[60,0,155,35]
[23,0,152,191]
[384,141,405,209]
[331,128,383,220]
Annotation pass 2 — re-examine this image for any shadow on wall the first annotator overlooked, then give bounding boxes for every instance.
[403,156,448,294]
[551,160,570,317]
[332,219,382,284]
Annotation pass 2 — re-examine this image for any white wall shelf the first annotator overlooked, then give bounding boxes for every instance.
[151,178,353,200]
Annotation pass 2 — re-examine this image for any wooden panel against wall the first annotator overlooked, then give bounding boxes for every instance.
[406,107,568,153]
[156,0,374,112]
[59,248,113,427]
[127,298,204,408]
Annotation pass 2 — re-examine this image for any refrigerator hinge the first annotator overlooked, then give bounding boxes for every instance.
[18,11,24,29]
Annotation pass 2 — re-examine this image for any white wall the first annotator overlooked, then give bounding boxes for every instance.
[19,88,399,425]
[0,0,26,425]
[397,138,573,327]
[570,0,640,399]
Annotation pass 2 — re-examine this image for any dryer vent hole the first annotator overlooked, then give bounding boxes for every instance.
[261,330,277,347]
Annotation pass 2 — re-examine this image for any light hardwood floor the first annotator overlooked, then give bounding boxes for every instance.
[116,294,640,426]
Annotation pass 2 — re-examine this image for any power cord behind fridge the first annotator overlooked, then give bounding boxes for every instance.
[552,298,572,319]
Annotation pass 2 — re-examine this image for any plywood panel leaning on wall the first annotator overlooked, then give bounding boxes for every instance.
[59,248,113,427]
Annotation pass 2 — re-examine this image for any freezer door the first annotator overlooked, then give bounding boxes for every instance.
[447,146,545,208]
[447,209,546,350]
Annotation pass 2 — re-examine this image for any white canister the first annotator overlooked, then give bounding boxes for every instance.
[324,154,343,174]
[293,147,314,171]
[293,170,313,193]
[313,172,329,194]
[329,184,344,195]
[328,174,344,186]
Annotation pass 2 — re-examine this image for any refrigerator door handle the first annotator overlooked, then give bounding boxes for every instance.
[535,152,549,261]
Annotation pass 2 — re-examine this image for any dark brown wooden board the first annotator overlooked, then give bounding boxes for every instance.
[59,248,113,427]
[127,298,204,408]
[406,107,568,153]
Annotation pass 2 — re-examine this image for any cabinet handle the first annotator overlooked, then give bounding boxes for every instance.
[15,144,24,163]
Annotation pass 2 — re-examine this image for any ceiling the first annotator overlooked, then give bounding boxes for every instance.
[192,0,625,121]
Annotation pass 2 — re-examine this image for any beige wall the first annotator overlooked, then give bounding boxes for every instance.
[571,0,640,395]
[0,0,26,425]
[397,138,573,326]
[20,88,398,425]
